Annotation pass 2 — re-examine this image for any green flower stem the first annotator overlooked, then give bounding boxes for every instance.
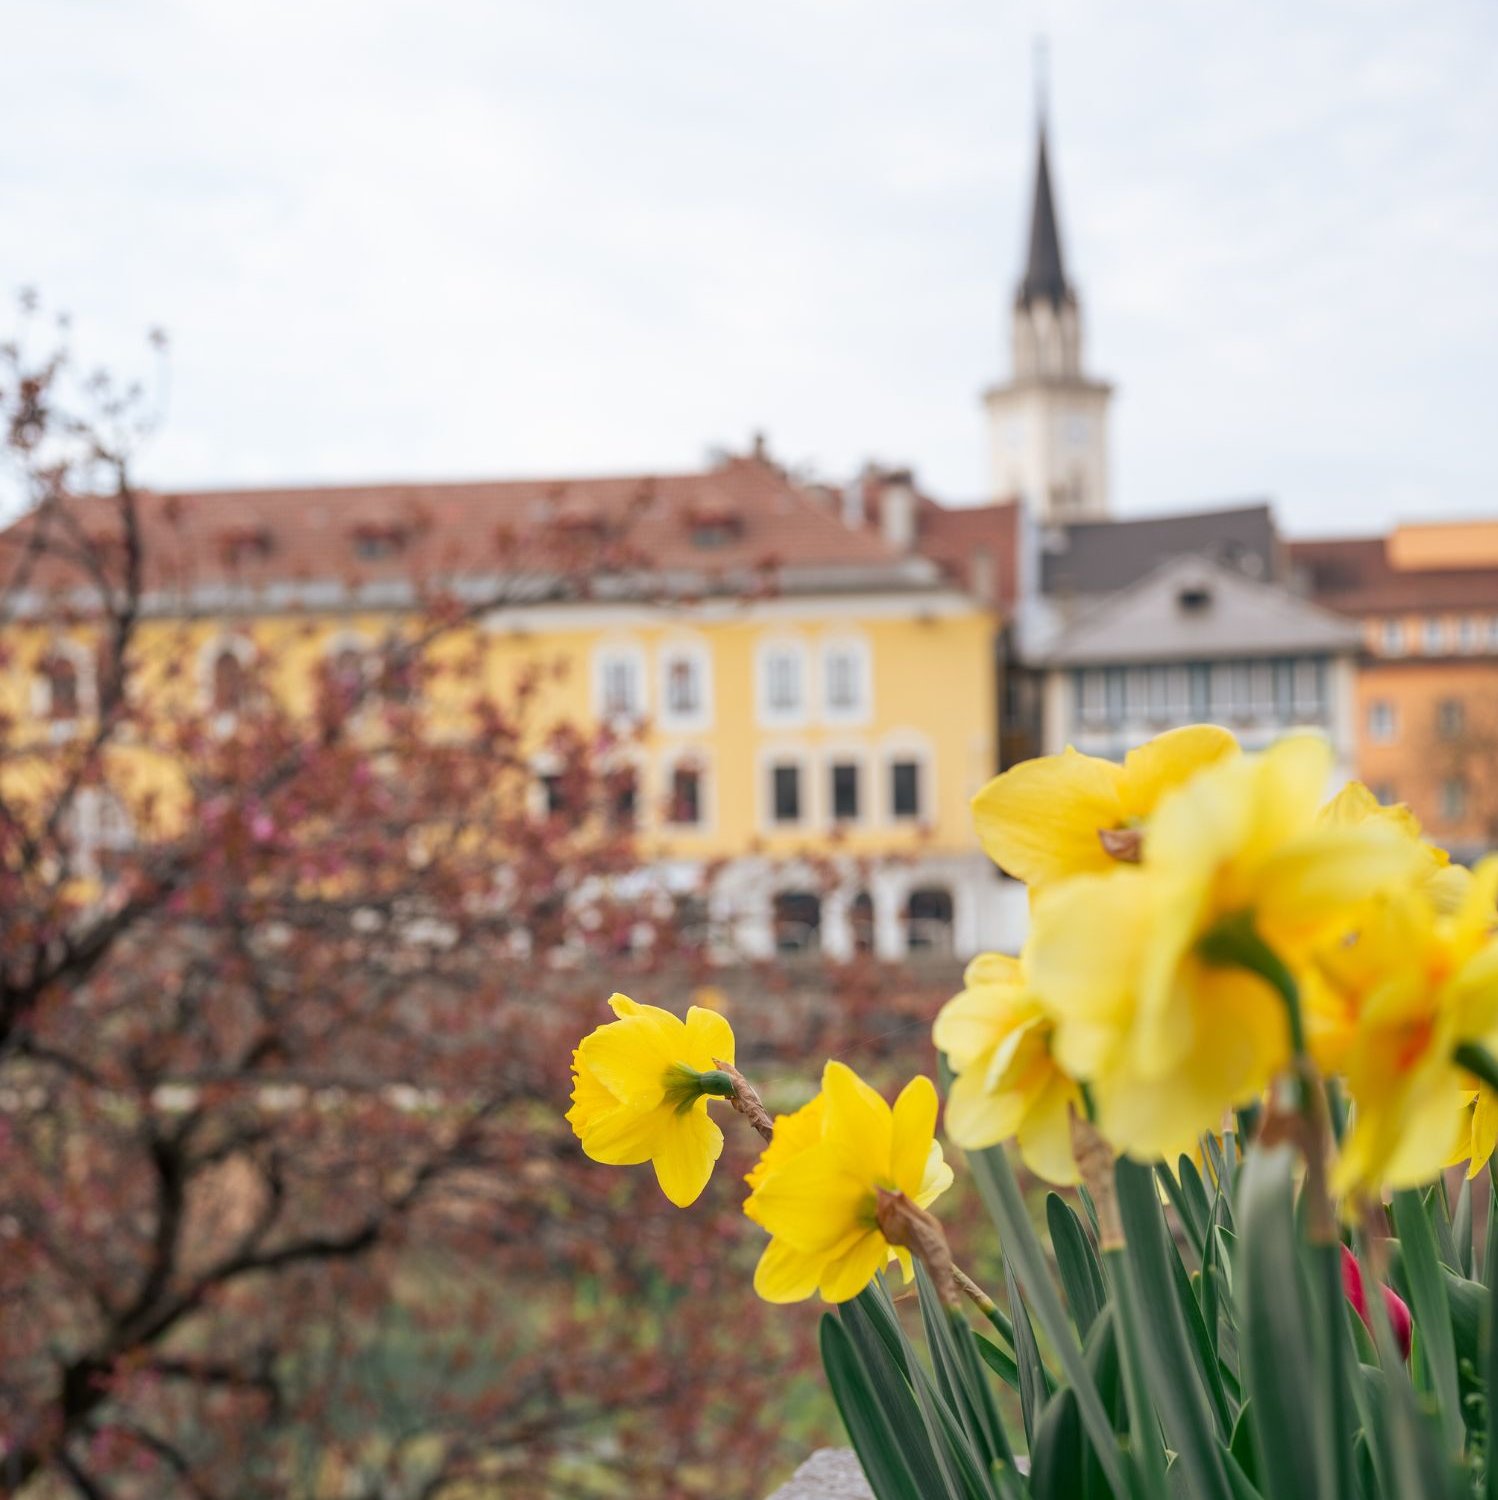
[1198,911,1307,1059]
[1454,1041,1498,1095]
[951,1265,1017,1348]
[692,1069,738,1098]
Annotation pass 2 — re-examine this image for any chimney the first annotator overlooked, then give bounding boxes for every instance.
[879,470,917,552]
[841,478,866,530]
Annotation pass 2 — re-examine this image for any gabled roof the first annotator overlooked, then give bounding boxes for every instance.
[1,455,950,613]
[1040,553,1362,666]
[1040,503,1280,598]
[1017,125,1071,309]
[1290,534,1498,615]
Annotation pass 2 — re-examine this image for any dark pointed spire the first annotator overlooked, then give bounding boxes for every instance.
[1017,121,1071,309]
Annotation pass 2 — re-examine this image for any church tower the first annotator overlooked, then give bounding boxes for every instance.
[983,105,1113,521]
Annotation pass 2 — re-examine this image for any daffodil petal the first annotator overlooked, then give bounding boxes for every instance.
[889,1075,940,1195]
[971,747,1127,886]
[651,1105,723,1207]
[818,1231,889,1303]
[1120,724,1238,819]
[753,1236,826,1303]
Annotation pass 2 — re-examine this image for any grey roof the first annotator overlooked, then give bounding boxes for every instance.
[1039,554,1363,666]
[1017,126,1071,309]
[1039,503,1280,598]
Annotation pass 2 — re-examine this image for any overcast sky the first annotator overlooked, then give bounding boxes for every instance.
[4,1,1495,536]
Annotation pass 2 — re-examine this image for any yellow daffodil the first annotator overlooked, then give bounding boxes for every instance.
[567,993,737,1207]
[933,951,1082,1184]
[970,724,1239,890]
[745,1061,953,1304]
[1318,780,1469,914]
[1329,859,1498,1201]
[1027,735,1422,1161]
[1448,1082,1498,1180]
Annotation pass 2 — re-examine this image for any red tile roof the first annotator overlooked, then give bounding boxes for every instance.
[2,456,938,607]
[1290,536,1498,615]
[914,499,1021,610]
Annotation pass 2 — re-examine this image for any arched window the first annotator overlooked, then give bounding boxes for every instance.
[212,649,248,714]
[667,657,698,715]
[331,646,366,701]
[848,891,875,955]
[905,886,954,954]
[42,655,81,721]
[773,890,822,955]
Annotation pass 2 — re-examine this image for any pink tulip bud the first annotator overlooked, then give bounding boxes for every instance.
[1340,1244,1412,1360]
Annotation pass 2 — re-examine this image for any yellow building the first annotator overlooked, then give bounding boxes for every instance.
[4,448,1007,958]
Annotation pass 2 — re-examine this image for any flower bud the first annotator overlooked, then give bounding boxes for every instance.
[1339,1244,1412,1360]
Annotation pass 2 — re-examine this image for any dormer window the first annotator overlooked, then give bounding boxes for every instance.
[1176,585,1212,614]
[219,526,274,567]
[351,524,407,561]
[686,503,743,549]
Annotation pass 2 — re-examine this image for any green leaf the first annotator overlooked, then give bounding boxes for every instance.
[1104,1245,1171,1500]
[1179,1153,1216,1256]
[820,1313,929,1500]
[1453,1176,1473,1280]
[837,1293,956,1499]
[1047,1192,1107,1341]
[1029,1383,1084,1500]
[915,1263,1015,1472]
[966,1140,1131,1500]
[1004,1256,1053,1451]
[1487,1236,1498,1500]
[1227,1399,1259,1490]
[1114,1157,1234,1500]
[1234,1143,1324,1500]
[1424,1180,1461,1275]
[974,1331,1020,1391]
[1392,1189,1465,1459]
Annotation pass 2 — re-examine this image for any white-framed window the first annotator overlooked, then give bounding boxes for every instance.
[823,746,871,828]
[1442,777,1468,823]
[661,749,711,831]
[33,639,94,728]
[1367,700,1397,744]
[1436,698,1465,741]
[593,642,646,722]
[1249,662,1275,717]
[1420,617,1445,654]
[821,636,872,725]
[658,639,713,732]
[756,638,808,728]
[881,734,935,826]
[64,787,134,881]
[770,761,803,825]
[1458,617,1479,653]
[1291,658,1325,718]
[200,634,257,719]
[1380,619,1406,656]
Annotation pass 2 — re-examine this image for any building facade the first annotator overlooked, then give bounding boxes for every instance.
[5,451,1015,961]
[1292,521,1498,862]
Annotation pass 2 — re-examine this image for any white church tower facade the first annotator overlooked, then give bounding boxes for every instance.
[983,115,1113,522]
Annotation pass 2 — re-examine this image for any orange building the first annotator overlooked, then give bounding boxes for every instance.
[1292,521,1498,862]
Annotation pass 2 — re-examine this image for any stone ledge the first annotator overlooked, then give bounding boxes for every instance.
[764,1449,873,1499]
